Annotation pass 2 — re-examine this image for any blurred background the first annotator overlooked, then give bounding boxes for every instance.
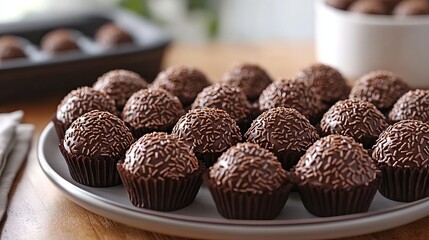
[0,0,315,43]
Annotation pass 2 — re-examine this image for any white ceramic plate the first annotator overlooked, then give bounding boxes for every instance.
[38,123,429,240]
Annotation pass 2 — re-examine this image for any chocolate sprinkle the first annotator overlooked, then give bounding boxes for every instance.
[389,89,429,123]
[171,108,242,153]
[56,87,116,129]
[293,135,378,189]
[63,110,134,157]
[93,69,148,110]
[320,99,388,145]
[245,107,319,154]
[258,78,323,119]
[222,63,273,101]
[349,70,409,111]
[297,63,350,104]
[209,142,286,194]
[122,132,199,180]
[122,88,184,133]
[191,83,251,124]
[373,120,429,169]
[151,65,211,106]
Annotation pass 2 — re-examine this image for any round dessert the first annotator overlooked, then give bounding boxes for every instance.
[95,23,133,48]
[296,63,350,105]
[151,65,211,107]
[292,134,379,217]
[93,69,148,111]
[320,99,388,149]
[222,63,272,101]
[393,0,429,15]
[372,120,429,202]
[206,142,291,219]
[0,36,26,62]
[117,132,202,211]
[122,88,184,138]
[171,108,242,166]
[349,0,389,14]
[53,86,116,140]
[258,78,323,122]
[389,89,429,124]
[41,29,79,54]
[59,110,134,187]
[349,70,410,112]
[191,83,252,133]
[326,0,357,10]
[245,107,320,170]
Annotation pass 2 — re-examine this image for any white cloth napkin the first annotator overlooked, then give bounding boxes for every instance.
[0,111,34,221]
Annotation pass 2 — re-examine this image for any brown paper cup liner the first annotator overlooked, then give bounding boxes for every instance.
[378,164,429,202]
[195,151,223,168]
[204,174,292,220]
[59,143,122,187]
[117,164,203,211]
[52,116,68,141]
[296,181,378,217]
[276,150,304,171]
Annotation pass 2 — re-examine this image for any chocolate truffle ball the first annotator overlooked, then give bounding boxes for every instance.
[320,99,388,148]
[389,89,429,123]
[372,120,429,201]
[210,142,287,194]
[297,63,350,104]
[41,29,79,54]
[325,0,357,10]
[191,83,252,132]
[61,110,134,186]
[349,0,389,14]
[349,70,410,112]
[54,87,116,139]
[245,107,320,170]
[95,23,133,48]
[394,0,429,15]
[122,132,199,180]
[258,78,323,121]
[222,63,273,101]
[292,135,378,216]
[122,88,184,138]
[0,36,26,62]
[152,65,211,107]
[118,132,203,211]
[172,108,242,166]
[93,69,148,111]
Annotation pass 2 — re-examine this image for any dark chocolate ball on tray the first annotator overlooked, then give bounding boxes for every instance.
[291,134,379,217]
[151,65,211,107]
[222,63,273,102]
[122,88,184,138]
[0,35,26,62]
[41,29,80,54]
[93,69,148,111]
[296,63,350,105]
[258,78,324,124]
[389,89,429,124]
[245,107,320,171]
[320,99,389,149]
[95,23,133,48]
[349,70,410,113]
[348,0,390,14]
[393,0,429,15]
[191,83,252,134]
[325,0,357,10]
[171,108,242,167]
[372,120,429,202]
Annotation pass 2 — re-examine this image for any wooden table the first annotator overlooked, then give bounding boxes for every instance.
[1,43,428,239]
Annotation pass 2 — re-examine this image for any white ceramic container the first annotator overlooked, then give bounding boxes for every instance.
[315,0,429,88]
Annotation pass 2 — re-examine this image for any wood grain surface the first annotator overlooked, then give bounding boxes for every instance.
[0,43,428,240]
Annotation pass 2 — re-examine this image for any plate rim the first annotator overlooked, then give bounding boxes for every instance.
[37,122,429,239]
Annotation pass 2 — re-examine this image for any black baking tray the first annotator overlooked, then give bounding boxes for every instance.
[0,9,171,102]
